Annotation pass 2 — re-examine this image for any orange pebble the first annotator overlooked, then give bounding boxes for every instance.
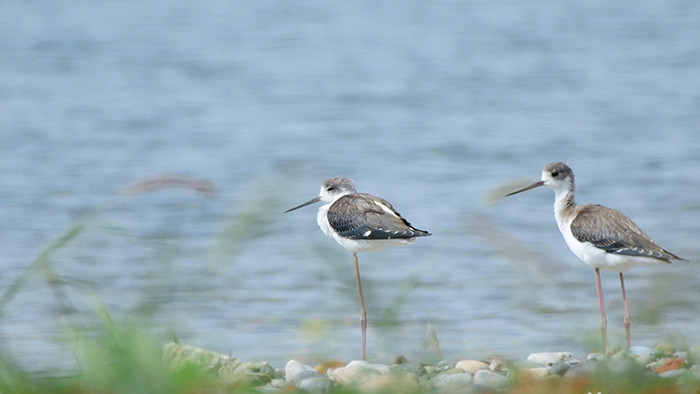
[657,358,686,374]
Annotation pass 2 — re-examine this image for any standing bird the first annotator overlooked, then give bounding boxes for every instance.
[506,162,686,352]
[285,176,430,360]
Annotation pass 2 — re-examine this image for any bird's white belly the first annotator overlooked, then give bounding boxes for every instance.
[316,202,411,253]
[558,218,663,272]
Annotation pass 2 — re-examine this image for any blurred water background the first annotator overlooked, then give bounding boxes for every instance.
[1,0,699,374]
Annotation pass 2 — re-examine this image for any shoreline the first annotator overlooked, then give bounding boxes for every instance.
[164,342,700,393]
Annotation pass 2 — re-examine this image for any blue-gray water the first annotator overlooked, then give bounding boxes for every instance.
[1,0,699,373]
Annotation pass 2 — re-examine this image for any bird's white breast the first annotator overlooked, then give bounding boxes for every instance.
[556,210,663,272]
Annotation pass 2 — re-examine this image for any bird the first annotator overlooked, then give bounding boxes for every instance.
[285,176,430,360]
[505,162,686,352]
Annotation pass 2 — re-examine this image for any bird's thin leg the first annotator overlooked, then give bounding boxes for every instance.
[353,253,367,361]
[619,272,631,350]
[594,268,607,353]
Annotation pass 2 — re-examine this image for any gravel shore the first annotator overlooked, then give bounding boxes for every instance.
[164,342,700,393]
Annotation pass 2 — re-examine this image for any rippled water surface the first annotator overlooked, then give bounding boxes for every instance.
[1,0,699,373]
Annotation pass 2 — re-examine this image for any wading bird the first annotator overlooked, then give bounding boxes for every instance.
[506,162,686,352]
[286,176,430,360]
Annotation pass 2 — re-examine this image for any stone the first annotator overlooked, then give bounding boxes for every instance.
[634,354,655,367]
[646,358,670,371]
[489,358,508,372]
[527,352,579,366]
[656,358,685,374]
[628,346,655,358]
[285,359,317,382]
[328,360,390,385]
[473,369,508,390]
[587,352,606,361]
[360,372,419,393]
[523,367,550,378]
[658,369,685,379]
[430,373,474,393]
[673,351,687,361]
[654,342,675,357]
[455,360,489,374]
[549,360,571,376]
[297,376,333,393]
[391,362,427,377]
[688,347,700,365]
[563,362,596,379]
[219,361,274,386]
[689,365,700,379]
[315,360,346,374]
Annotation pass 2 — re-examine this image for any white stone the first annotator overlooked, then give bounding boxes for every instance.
[455,360,488,374]
[284,360,316,382]
[527,352,578,366]
[628,346,655,358]
[328,360,389,384]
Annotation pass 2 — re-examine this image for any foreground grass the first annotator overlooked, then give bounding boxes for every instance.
[2,326,699,394]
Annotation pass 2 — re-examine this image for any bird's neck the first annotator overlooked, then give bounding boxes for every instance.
[553,187,576,225]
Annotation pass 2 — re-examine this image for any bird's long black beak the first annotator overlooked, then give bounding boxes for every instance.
[505,180,545,196]
[285,196,321,213]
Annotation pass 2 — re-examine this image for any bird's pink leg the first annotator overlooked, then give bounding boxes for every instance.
[619,272,631,350]
[594,268,607,353]
[353,253,367,360]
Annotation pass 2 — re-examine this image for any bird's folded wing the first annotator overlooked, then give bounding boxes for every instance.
[571,204,680,262]
[328,194,427,240]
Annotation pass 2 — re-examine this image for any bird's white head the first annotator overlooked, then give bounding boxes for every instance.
[318,176,356,203]
[285,176,357,213]
[540,162,575,195]
[506,162,575,197]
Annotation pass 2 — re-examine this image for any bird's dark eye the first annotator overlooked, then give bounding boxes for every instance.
[551,171,559,177]
[327,187,335,191]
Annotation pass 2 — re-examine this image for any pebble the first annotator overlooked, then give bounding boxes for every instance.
[656,358,685,374]
[628,345,655,358]
[527,352,580,367]
[689,347,700,364]
[489,358,508,372]
[587,352,606,361]
[549,360,571,376]
[328,360,390,385]
[654,342,675,357]
[523,367,550,378]
[430,373,474,393]
[360,371,419,393]
[296,376,333,393]
[473,369,508,390]
[689,365,700,379]
[161,343,700,393]
[285,359,317,382]
[658,369,686,379]
[455,359,488,374]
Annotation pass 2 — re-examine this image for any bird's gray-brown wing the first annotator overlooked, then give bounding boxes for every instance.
[570,204,684,262]
[327,193,430,240]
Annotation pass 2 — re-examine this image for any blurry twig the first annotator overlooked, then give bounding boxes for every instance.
[122,175,216,198]
[0,212,92,317]
[428,323,443,360]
